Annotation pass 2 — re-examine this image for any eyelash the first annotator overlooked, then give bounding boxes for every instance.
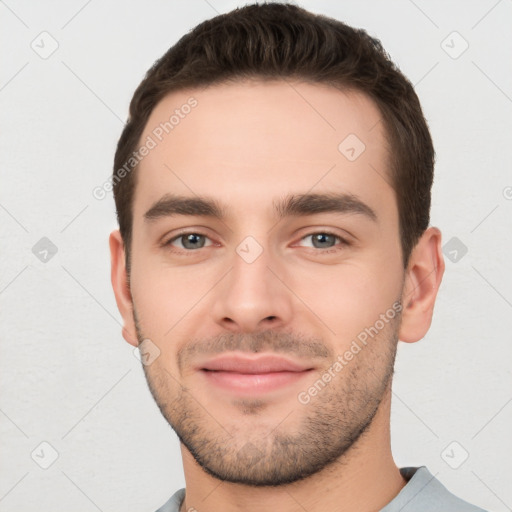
[162,230,350,255]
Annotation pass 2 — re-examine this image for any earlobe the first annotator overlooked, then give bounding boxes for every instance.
[109,230,138,347]
[398,227,445,343]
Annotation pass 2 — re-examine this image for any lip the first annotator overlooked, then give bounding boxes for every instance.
[197,353,314,395]
[198,353,313,373]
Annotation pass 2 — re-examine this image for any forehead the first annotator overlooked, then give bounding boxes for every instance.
[133,80,394,223]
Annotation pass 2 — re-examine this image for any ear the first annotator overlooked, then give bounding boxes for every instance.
[399,227,445,343]
[109,230,138,347]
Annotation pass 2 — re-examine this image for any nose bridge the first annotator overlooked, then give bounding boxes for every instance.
[232,238,272,295]
[211,235,292,332]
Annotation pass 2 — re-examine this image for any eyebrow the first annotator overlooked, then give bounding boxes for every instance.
[143,192,377,223]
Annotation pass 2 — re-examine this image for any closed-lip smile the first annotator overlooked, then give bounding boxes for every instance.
[197,353,314,395]
[199,353,314,373]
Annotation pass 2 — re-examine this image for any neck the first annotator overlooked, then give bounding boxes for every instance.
[179,387,406,512]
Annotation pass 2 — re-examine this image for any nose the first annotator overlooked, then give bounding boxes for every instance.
[211,242,293,333]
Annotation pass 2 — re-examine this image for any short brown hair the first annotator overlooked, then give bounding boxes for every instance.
[113,2,434,272]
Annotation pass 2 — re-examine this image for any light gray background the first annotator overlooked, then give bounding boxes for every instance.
[1,1,511,511]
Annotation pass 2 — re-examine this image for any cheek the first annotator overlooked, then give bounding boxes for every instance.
[130,257,217,341]
[292,260,402,343]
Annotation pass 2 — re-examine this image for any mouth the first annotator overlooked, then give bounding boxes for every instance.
[198,353,314,395]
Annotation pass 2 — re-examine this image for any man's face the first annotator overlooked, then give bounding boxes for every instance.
[125,80,406,484]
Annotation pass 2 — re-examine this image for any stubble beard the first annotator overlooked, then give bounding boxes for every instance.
[134,307,400,487]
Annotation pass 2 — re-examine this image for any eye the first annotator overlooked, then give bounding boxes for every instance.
[162,230,349,254]
[165,232,213,251]
[298,231,349,250]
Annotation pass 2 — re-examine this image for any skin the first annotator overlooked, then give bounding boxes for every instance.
[110,80,445,512]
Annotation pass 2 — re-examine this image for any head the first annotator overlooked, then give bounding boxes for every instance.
[110,3,444,486]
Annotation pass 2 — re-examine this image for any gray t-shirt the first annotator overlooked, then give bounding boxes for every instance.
[155,466,487,512]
